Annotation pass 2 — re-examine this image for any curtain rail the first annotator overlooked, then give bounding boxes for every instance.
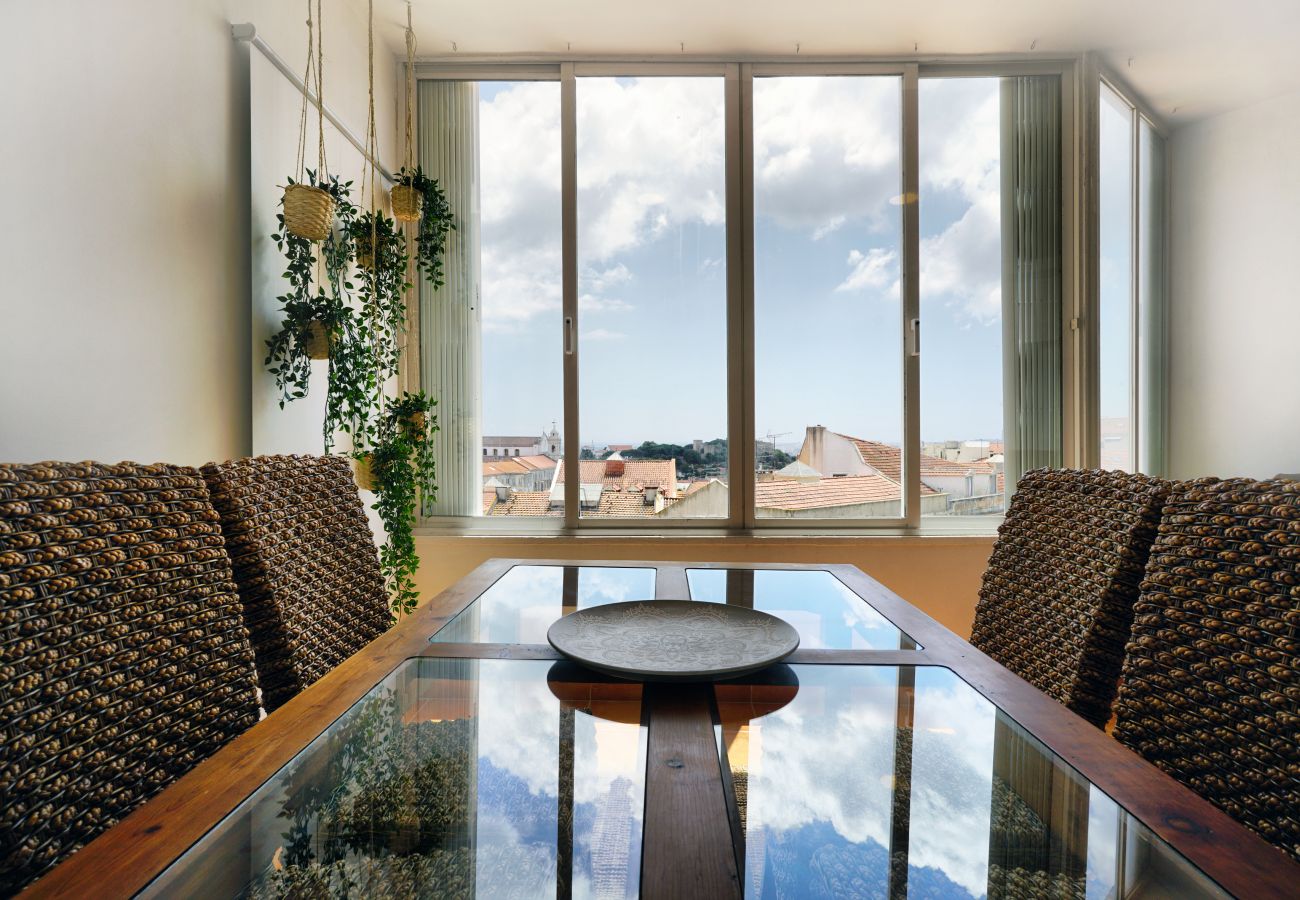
[231,22,395,184]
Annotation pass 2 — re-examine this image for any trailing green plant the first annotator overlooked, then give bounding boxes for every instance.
[393,166,456,287]
[265,172,380,452]
[347,211,411,395]
[359,391,438,619]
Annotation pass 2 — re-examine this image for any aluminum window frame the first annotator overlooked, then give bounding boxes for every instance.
[408,55,1081,537]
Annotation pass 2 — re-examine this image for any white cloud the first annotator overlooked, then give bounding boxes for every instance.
[581,328,625,342]
[476,76,1005,331]
[836,247,897,293]
[753,77,901,233]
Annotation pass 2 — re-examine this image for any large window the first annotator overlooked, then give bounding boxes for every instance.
[415,62,1078,530]
[1098,81,1167,474]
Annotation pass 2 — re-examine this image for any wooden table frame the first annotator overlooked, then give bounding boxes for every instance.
[25,558,1300,898]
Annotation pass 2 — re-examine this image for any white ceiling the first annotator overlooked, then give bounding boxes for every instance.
[363,0,1300,126]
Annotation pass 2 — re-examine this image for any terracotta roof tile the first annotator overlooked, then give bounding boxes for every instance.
[556,459,677,493]
[593,492,658,517]
[755,474,907,511]
[485,490,559,517]
[835,432,995,484]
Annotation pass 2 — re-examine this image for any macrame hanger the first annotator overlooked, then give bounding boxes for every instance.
[404,1,416,173]
[315,0,329,182]
[294,0,315,184]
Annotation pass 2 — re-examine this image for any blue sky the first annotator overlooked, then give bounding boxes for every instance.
[475,77,1013,449]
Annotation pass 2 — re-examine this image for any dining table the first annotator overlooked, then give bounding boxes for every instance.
[24,558,1300,899]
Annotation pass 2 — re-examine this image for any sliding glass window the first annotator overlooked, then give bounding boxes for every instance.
[1098,81,1167,474]
[576,75,728,520]
[415,62,1075,530]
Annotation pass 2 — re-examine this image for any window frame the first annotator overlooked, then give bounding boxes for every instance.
[1093,68,1170,476]
[407,55,1082,536]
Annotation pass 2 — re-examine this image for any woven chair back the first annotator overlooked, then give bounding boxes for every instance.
[1114,477,1300,862]
[0,461,260,893]
[972,467,1171,727]
[201,455,390,713]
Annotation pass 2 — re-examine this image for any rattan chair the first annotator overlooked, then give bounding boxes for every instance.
[201,455,390,713]
[0,461,261,893]
[971,468,1171,727]
[1113,477,1300,862]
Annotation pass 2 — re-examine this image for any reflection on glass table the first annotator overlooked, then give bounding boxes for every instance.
[687,568,918,650]
[431,565,657,644]
[142,659,647,900]
[714,665,1227,900]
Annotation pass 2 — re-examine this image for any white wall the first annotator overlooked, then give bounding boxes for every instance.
[1168,88,1300,480]
[0,0,396,468]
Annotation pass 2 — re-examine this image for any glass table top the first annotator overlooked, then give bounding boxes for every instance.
[687,568,918,650]
[143,658,648,899]
[144,658,1228,899]
[430,565,917,651]
[714,664,1227,900]
[430,565,658,644]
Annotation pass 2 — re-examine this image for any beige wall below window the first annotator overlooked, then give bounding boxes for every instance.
[414,535,995,639]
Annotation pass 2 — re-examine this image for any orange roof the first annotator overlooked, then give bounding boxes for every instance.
[482,490,495,514]
[755,475,907,511]
[593,491,658,517]
[482,454,557,477]
[837,433,994,483]
[485,490,559,517]
[556,459,677,493]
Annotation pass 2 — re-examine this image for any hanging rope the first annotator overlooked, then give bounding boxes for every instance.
[292,0,329,184]
[293,0,315,182]
[315,0,328,181]
[404,1,416,172]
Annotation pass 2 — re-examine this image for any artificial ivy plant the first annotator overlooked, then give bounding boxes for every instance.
[358,392,438,618]
[392,166,456,286]
[265,172,379,453]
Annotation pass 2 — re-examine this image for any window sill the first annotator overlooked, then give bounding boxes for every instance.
[413,518,1002,541]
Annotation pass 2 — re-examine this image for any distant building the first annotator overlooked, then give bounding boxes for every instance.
[483,423,562,460]
[484,456,679,517]
[482,454,557,492]
[798,425,1002,514]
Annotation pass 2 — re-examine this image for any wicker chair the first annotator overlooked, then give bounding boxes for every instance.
[1113,477,1300,862]
[971,468,1171,727]
[0,461,261,894]
[201,455,390,713]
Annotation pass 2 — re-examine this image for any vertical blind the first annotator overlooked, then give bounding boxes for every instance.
[418,81,483,516]
[1000,76,1063,496]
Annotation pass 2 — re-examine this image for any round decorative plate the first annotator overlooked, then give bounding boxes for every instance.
[547,600,800,682]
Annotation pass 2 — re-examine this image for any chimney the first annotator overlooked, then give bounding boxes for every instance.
[495,484,511,504]
[606,459,625,478]
[643,486,657,506]
[802,425,826,472]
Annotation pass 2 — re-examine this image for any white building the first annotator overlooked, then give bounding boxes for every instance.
[483,423,562,460]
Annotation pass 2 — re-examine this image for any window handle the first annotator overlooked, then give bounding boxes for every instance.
[564,316,576,355]
[908,317,921,357]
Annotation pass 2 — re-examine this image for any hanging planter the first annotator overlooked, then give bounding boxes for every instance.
[353,453,377,492]
[392,166,456,287]
[302,320,332,359]
[390,183,423,222]
[283,183,336,241]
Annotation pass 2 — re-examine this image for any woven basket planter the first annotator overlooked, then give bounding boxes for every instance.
[390,185,423,223]
[354,454,377,492]
[284,184,336,241]
[404,411,426,433]
[354,235,379,272]
[303,321,331,360]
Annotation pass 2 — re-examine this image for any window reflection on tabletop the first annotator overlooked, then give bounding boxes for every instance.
[142,659,648,900]
[714,665,1227,900]
[688,568,918,650]
[431,565,657,644]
